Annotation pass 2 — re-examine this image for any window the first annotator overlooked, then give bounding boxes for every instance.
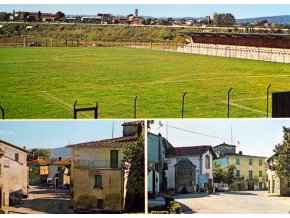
[110,150,119,168]
[236,170,240,177]
[259,171,262,177]
[249,171,253,179]
[57,166,62,172]
[205,155,210,169]
[249,159,252,165]
[94,175,102,188]
[15,153,19,162]
[97,199,104,209]
[259,159,263,166]
[236,158,240,165]
[3,160,9,168]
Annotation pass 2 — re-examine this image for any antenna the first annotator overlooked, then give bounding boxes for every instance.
[112,121,115,138]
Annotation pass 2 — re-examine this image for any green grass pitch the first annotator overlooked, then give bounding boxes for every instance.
[0,47,290,119]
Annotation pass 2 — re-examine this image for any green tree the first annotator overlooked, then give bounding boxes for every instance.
[121,136,145,212]
[213,162,226,183]
[0,12,10,22]
[273,127,290,180]
[29,148,51,161]
[213,13,235,26]
[224,164,236,186]
[55,11,65,21]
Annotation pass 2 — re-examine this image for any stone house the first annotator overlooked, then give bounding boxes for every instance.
[48,158,71,188]
[166,145,216,193]
[67,121,144,212]
[0,140,28,212]
[27,157,49,185]
[266,155,290,196]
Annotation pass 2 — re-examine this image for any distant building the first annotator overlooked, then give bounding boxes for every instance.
[205,16,211,24]
[97,13,113,24]
[48,157,71,188]
[213,142,236,158]
[80,16,102,23]
[67,121,144,212]
[27,157,49,185]
[0,140,28,212]
[215,153,267,191]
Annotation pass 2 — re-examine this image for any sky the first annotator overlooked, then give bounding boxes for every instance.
[149,119,290,158]
[0,120,133,149]
[1,4,290,19]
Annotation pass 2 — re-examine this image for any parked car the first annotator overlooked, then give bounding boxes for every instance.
[217,185,229,192]
[29,41,41,46]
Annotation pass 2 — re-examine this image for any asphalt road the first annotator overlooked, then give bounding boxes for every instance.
[8,185,73,214]
[174,191,290,214]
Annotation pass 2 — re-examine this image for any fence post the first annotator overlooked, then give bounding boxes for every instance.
[134,96,137,119]
[228,88,232,118]
[267,84,271,118]
[95,101,98,119]
[74,100,77,119]
[0,105,4,120]
[182,92,187,118]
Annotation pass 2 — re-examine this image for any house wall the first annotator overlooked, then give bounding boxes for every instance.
[73,168,123,211]
[147,170,160,193]
[228,156,266,190]
[71,147,128,211]
[0,142,28,210]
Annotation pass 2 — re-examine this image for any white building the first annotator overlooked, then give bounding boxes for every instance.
[0,140,28,213]
[166,145,216,192]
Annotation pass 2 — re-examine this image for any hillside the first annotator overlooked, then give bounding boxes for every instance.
[236,15,290,24]
[51,147,71,159]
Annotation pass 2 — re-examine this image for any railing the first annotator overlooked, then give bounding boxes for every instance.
[74,159,112,169]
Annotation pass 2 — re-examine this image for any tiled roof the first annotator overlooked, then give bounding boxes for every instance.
[226,154,267,159]
[67,135,138,149]
[175,157,196,167]
[50,159,71,166]
[166,145,217,159]
[213,142,236,148]
[122,121,144,126]
[0,139,28,153]
[27,159,49,166]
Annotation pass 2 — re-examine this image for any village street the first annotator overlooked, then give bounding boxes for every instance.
[174,191,290,214]
[8,186,73,214]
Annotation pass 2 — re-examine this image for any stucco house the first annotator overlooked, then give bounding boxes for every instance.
[0,140,28,212]
[166,145,216,193]
[67,121,144,212]
[147,132,173,197]
[48,158,71,188]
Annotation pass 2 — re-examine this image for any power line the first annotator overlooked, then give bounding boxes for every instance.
[159,122,240,145]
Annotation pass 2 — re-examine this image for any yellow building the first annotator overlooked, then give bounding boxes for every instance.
[216,154,267,191]
[27,158,49,185]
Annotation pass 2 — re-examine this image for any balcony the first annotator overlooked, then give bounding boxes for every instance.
[74,159,113,169]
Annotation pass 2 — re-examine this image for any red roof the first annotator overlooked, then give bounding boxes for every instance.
[122,121,144,126]
[27,159,49,166]
[50,159,71,166]
[67,135,138,149]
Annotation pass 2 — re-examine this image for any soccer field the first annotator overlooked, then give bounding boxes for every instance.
[1,47,290,119]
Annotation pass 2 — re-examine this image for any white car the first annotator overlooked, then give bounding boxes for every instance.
[217,185,229,192]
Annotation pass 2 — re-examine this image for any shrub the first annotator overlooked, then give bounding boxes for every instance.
[170,202,181,214]
[151,211,169,214]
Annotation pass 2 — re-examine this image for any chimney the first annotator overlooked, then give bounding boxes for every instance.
[58,157,62,161]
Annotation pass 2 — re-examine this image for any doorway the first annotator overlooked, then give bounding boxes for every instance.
[248,182,254,190]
